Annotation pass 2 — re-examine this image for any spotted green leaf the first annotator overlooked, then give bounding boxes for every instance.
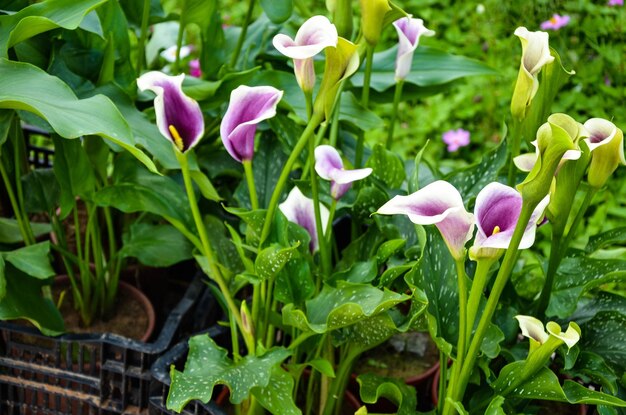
[366,144,406,188]
[255,244,299,281]
[447,142,507,201]
[167,334,291,412]
[251,367,300,415]
[282,281,409,334]
[356,373,417,415]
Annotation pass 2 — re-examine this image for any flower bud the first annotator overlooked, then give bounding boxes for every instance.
[584,118,625,189]
[359,0,391,45]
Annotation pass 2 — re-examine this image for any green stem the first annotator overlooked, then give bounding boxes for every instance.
[300,123,328,182]
[446,259,469,406]
[0,161,29,244]
[355,45,374,168]
[444,202,536,415]
[309,128,331,277]
[260,114,323,246]
[136,0,151,74]
[305,90,313,122]
[506,118,522,186]
[322,350,356,415]
[561,187,597,256]
[328,91,342,148]
[174,11,185,73]
[325,199,337,243]
[177,151,254,353]
[438,351,448,414]
[13,130,35,245]
[465,258,497,341]
[230,0,255,68]
[385,80,404,150]
[243,159,259,210]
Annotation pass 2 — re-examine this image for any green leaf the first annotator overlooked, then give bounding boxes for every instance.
[570,292,626,326]
[120,223,193,267]
[2,241,55,280]
[408,141,429,194]
[379,264,413,288]
[567,351,618,394]
[352,186,389,222]
[329,260,378,285]
[0,218,51,244]
[480,323,505,359]
[189,170,222,202]
[447,142,507,201]
[357,373,417,415]
[376,239,406,265]
[351,46,498,92]
[338,91,384,131]
[0,256,5,300]
[0,0,107,56]
[485,396,506,415]
[260,0,292,23]
[366,144,405,188]
[0,59,157,173]
[251,367,300,415]
[547,257,626,318]
[0,264,64,335]
[343,312,407,353]
[405,229,459,349]
[255,244,300,281]
[275,257,314,305]
[586,227,626,254]
[167,334,291,412]
[283,281,410,333]
[580,311,626,373]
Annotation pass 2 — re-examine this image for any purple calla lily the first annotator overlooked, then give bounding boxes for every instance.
[472,182,549,252]
[314,145,372,199]
[376,180,474,260]
[220,85,283,163]
[279,187,329,252]
[392,16,435,80]
[137,71,204,153]
[273,15,338,93]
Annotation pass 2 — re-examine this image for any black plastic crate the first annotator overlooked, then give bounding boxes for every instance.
[149,326,230,415]
[0,273,219,415]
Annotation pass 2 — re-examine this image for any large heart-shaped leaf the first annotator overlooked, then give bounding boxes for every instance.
[282,281,409,334]
[357,373,418,415]
[1,241,55,281]
[0,59,157,173]
[351,46,497,92]
[120,223,193,267]
[0,0,107,56]
[167,334,292,412]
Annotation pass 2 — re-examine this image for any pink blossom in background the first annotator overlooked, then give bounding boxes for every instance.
[540,14,571,30]
[442,128,470,152]
[608,0,623,6]
[189,59,201,78]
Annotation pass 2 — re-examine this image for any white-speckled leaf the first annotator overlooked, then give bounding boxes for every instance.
[586,227,626,254]
[357,373,417,415]
[251,367,300,415]
[485,396,506,415]
[282,281,409,334]
[580,311,626,373]
[376,239,406,265]
[255,244,299,281]
[167,335,291,412]
[379,264,414,288]
[447,142,507,200]
[366,144,406,188]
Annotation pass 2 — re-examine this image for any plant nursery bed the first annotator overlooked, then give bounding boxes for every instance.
[0,272,218,415]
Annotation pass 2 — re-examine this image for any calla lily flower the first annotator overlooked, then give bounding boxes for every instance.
[515,315,580,352]
[376,180,474,261]
[360,0,392,45]
[160,45,193,63]
[273,16,338,93]
[513,139,581,172]
[583,118,625,189]
[471,182,549,257]
[279,187,330,252]
[314,145,372,199]
[137,71,204,153]
[220,85,283,163]
[511,27,554,119]
[392,16,435,81]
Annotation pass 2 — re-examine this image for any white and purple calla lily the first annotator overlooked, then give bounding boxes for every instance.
[137,71,204,153]
[279,187,330,252]
[513,139,581,172]
[220,85,283,163]
[472,182,549,252]
[314,145,372,199]
[376,180,474,260]
[392,16,435,80]
[583,118,622,154]
[272,15,338,93]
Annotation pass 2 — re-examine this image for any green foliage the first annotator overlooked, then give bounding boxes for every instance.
[357,373,418,415]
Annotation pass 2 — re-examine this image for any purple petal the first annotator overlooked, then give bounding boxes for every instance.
[220,85,283,162]
[138,71,204,153]
[272,15,338,60]
[314,145,344,180]
[584,118,617,151]
[377,180,474,259]
[279,187,329,252]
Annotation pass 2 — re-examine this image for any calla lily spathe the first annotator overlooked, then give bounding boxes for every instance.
[376,180,474,260]
[273,16,338,93]
[314,145,372,199]
[472,182,549,253]
[279,187,330,252]
[392,16,435,80]
[510,27,554,119]
[515,315,580,351]
[138,71,204,153]
[220,85,283,163]
[513,139,581,172]
[583,118,625,188]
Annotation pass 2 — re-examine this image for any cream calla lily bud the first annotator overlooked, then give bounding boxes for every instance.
[584,118,625,189]
[359,0,392,45]
[510,27,554,120]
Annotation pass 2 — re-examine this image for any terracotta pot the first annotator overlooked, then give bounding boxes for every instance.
[54,275,156,342]
[431,369,588,415]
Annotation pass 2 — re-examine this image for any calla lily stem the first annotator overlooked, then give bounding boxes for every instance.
[465,258,497,342]
[261,113,323,246]
[136,0,151,74]
[231,0,256,68]
[0,161,31,246]
[507,118,523,186]
[177,151,255,354]
[355,45,375,168]
[444,201,536,415]
[243,160,259,210]
[386,80,404,149]
[309,126,331,276]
